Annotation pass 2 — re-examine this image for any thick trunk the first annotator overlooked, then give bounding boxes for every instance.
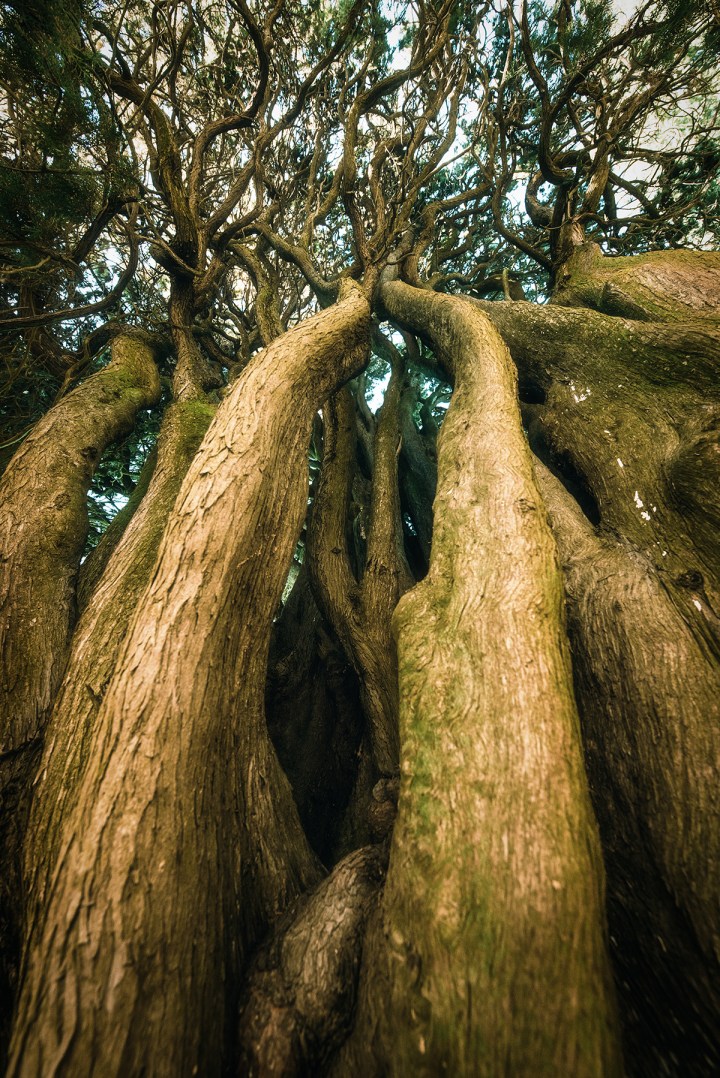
[169,279,224,400]
[0,334,160,1061]
[7,284,370,1078]
[534,459,720,1074]
[338,282,621,1076]
[470,253,720,1072]
[18,400,214,963]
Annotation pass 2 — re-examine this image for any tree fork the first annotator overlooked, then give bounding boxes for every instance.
[469,295,720,617]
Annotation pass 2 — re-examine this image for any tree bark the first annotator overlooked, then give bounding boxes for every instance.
[534,458,720,1074]
[0,333,160,1063]
[468,250,720,1072]
[237,844,386,1076]
[7,283,371,1078]
[18,400,214,960]
[469,297,720,620]
[553,243,720,324]
[337,282,621,1076]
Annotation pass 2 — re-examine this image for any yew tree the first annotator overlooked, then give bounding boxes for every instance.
[0,0,719,1075]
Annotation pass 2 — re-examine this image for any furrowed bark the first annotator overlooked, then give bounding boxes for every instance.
[357,351,413,775]
[169,280,225,401]
[338,282,621,1076]
[0,332,161,758]
[19,400,214,952]
[7,283,371,1078]
[0,334,160,1062]
[237,845,386,1076]
[470,261,720,1072]
[533,459,720,1074]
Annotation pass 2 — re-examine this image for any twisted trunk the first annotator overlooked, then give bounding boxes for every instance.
[338,281,621,1076]
[8,285,370,1078]
[534,460,720,1074]
[18,400,214,964]
[471,247,720,1071]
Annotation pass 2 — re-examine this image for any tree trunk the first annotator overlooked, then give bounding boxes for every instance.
[470,297,720,615]
[7,284,370,1078]
[553,243,720,324]
[534,459,720,1074]
[237,844,386,1076]
[0,333,160,1062]
[18,399,214,966]
[468,248,720,1072]
[337,281,621,1076]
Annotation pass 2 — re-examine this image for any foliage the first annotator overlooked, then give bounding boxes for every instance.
[0,0,718,520]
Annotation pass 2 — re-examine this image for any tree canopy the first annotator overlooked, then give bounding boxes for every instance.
[1,0,718,470]
[0,2,719,1076]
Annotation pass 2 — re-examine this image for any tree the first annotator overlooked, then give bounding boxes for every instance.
[0,0,718,1074]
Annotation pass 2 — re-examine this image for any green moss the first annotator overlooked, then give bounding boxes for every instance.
[173,400,216,455]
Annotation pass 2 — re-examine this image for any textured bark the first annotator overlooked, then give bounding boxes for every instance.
[554,243,720,324]
[19,400,214,953]
[7,284,370,1078]
[0,333,161,758]
[469,297,720,624]
[0,334,160,1062]
[534,459,720,1075]
[237,845,386,1076]
[338,282,621,1076]
[470,252,720,1073]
